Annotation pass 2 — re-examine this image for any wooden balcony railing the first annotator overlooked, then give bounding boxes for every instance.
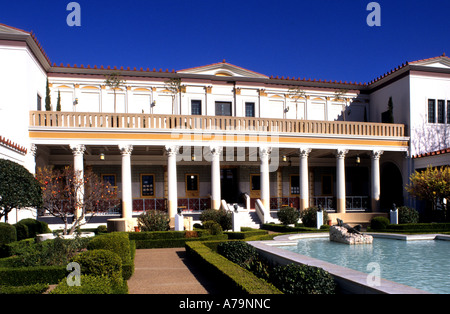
[29,111,406,137]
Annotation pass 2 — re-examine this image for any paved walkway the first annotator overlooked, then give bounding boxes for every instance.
[128,248,224,294]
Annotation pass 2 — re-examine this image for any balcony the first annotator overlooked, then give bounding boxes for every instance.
[29,111,406,138]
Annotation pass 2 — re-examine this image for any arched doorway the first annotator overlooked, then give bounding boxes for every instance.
[380,162,404,210]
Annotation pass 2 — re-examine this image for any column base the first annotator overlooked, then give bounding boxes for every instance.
[336,198,346,214]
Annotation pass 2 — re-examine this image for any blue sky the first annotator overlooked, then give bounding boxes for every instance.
[1,0,449,83]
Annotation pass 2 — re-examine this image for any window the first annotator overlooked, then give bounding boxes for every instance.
[140,174,155,197]
[37,94,42,111]
[428,99,436,123]
[245,102,255,117]
[215,101,232,116]
[447,101,450,124]
[290,175,300,195]
[185,174,199,197]
[191,100,202,115]
[102,174,116,186]
[437,100,445,124]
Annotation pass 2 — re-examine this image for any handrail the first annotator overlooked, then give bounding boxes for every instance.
[255,199,266,224]
[29,111,407,137]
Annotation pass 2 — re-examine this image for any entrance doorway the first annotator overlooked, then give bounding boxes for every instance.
[221,168,238,204]
[380,162,404,210]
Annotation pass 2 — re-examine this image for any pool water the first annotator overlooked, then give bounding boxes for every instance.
[276,237,450,294]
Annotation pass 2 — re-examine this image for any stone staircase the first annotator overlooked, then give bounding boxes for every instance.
[227,203,280,229]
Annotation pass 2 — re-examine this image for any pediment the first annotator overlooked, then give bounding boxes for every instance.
[177,61,269,79]
[411,55,450,69]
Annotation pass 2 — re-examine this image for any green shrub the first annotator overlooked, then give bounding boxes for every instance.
[370,216,390,230]
[398,206,420,224]
[269,263,336,294]
[137,210,170,231]
[16,219,51,238]
[13,222,29,241]
[300,207,329,228]
[50,274,127,294]
[217,241,270,280]
[0,223,16,246]
[0,265,66,286]
[96,225,108,235]
[277,207,301,225]
[0,283,49,294]
[202,220,223,235]
[185,241,282,294]
[71,249,122,285]
[200,209,232,231]
[87,232,131,265]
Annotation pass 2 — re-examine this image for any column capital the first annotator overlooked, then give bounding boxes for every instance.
[299,147,312,158]
[28,143,37,157]
[210,146,223,156]
[70,144,86,156]
[165,145,179,157]
[119,144,133,155]
[370,150,384,160]
[335,148,348,159]
[259,146,272,157]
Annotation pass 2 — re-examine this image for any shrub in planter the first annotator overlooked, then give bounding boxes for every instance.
[269,263,336,294]
[300,207,329,228]
[370,216,390,230]
[398,206,419,224]
[137,210,170,231]
[0,223,16,246]
[71,249,122,285]
[277,207,300,225]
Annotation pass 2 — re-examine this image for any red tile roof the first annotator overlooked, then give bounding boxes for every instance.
[0,136,27,155]
[412,147,450,159]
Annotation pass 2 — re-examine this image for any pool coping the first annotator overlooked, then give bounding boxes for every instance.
[247,232,449,294]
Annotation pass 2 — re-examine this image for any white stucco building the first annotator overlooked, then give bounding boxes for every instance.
[0,23,448,227]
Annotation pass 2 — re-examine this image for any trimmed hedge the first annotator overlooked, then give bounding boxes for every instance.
[185,241,282,294]
[368,222,450,233]
[225,228,268,240]
[128,230,228,249]
[50,274,128,294]
[0,283,49,294]
[0,265,66,286]
[0,223,16,246]
[262,223,329,233]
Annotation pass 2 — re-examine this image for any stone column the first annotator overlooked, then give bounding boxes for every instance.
[210,146,222,210]
[259,146,271,212]
[119,144,133,220]
[335,149,348,213]
[165,145,179,226]
[299,148,312,211]
[70,144,86,220]
[371,150,383,212]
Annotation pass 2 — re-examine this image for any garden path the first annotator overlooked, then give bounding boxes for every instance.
[128,248,224,294]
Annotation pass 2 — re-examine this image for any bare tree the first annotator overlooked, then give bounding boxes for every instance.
[164,77,182,114]
[36,166,120,235]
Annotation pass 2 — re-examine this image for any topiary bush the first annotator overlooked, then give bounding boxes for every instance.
[0,223,16,246]
[300,207,329,228]
[397,206,420,224]
[370,216,390,230]
[269,263,336,294]
[277,207,300,225]
[16,219,51,239]
[137,210,170,231]
[87,232,131,265]
[71,249,123,285]
[202,220,223,235]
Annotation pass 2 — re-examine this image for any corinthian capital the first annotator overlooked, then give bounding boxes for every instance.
[335,148,348,159]
[119,144,133,155]
[70,144,86,156]
[370,150,384,160]
[165,145,179,157]
[299,147,312,158]
[259,146,272,157]
[210,146,223,156]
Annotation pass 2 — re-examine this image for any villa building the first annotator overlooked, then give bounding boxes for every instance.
[1,23,449,228]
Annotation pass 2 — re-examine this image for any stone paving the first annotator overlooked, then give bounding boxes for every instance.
[127,248,224,294]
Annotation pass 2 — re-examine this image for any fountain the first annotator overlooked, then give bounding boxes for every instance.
[329,219,373,245]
